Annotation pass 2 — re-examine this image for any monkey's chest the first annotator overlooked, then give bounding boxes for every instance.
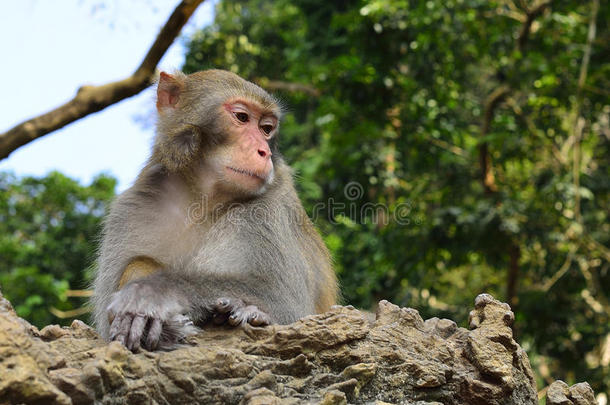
[142,202,212,268]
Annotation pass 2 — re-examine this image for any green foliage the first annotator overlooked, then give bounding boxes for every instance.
[184,0,609,393]
[0,172,115,327]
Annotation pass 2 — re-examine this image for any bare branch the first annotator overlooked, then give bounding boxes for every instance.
[571,0,599,224]
[506,0,522,14]
[539,251,575,292]
[65,289,94,298]
[0,0,205,160]
[487,1,526,22]
[584,235,610,262]
[489,8,526,22]
[579,259,609,316]
[478,3,553,311]
[576,0,599,93]
[478,1,553,193]
[49,305,92,319]
[428,138,468,158]
[517,1,552,51]
[583,84,610,97]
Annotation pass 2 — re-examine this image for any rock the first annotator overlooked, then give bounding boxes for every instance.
[546,380,597,405]
[0,294,71,405]
[0,291,597,404]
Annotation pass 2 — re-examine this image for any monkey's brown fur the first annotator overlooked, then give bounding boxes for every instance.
[93,70,337,350]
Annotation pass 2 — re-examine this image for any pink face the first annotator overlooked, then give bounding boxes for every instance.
[222,99,278,192]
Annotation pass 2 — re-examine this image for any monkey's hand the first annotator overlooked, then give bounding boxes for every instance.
[107,281,199,351]
[210,297,272,327]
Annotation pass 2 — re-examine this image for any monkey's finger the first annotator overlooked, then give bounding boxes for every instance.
[228,313,243,326]
[108,314,122,339]
[127,315,147,351]
[110,314,133,346]
[239,305,271,326]
[109,313,130,339]
[145,318,162,351]
[228,305,265,326]
[213,297,244,314]
[248,311,271,327]
[213,298,232,313]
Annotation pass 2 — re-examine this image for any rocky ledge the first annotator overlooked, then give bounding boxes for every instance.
[0,292,598,405]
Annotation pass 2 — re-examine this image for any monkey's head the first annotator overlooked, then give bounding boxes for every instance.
[153,69,282,197]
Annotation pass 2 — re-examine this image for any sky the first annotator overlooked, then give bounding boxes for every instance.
[0,0,217,192]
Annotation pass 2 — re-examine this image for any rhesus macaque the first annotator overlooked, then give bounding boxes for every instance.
[93,70,337,351]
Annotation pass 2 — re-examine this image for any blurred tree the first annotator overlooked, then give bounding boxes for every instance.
[0,172,115,327]
[0,0,607,397]
[183,0,609,394]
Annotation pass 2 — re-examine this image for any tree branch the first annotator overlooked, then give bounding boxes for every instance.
[571,0,599,224]
[517,1,552,51]
[478,1,553,193]
[479,85,510,194]
[0,0,205,160]
[539,251,575,292]
[478,2,553,313]
[428,138,468,158]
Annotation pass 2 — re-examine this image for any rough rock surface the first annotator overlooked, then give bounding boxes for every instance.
[0,292,597,405]
[545,380,597,405]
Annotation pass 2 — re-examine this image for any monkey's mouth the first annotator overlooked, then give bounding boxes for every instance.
[226,166,266,181]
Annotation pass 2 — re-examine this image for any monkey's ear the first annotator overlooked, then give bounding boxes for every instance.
[157,72,184,111]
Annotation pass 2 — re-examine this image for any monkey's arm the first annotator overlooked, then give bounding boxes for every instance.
[118,256,163,288]
[107,273,197,351]
[107,270,278,351]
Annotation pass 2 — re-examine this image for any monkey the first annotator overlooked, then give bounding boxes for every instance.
[92,69,338,351]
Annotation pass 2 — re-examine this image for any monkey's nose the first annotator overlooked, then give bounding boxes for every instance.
[258,148,271,158]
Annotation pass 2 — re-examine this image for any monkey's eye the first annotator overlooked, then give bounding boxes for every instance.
[261,124,274,134]
[235,112,249,122]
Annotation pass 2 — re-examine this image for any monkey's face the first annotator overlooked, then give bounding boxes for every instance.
[155,70,282,197]
[209,99,277,196]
